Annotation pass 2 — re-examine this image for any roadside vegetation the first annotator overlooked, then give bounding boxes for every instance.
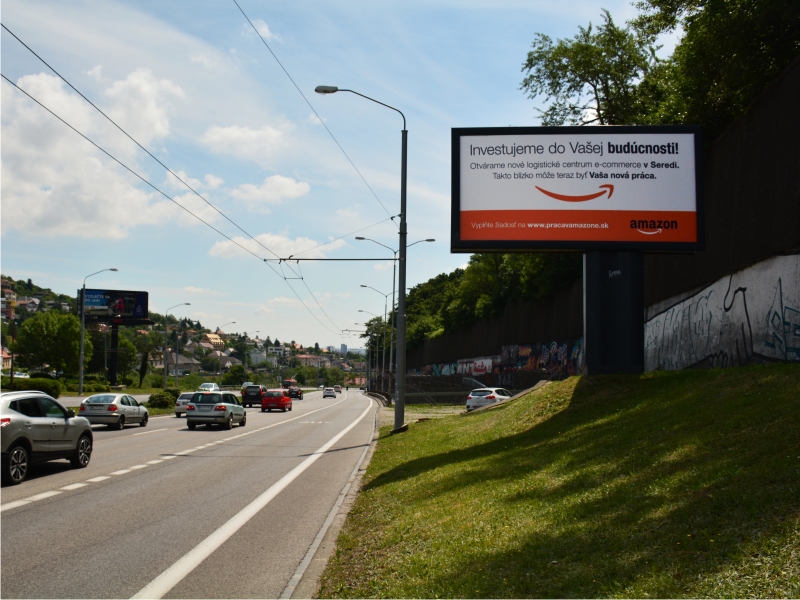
[319,364,800,598]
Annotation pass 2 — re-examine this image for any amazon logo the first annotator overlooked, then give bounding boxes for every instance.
[630,219,678,235]
[535,184,614,202]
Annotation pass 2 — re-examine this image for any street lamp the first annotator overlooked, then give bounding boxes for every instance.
[79,268,118,395]
[358,310,381,389]
[318,85,410,432]
[356,238,434,400]
[164,303,190,388]
[360,292,389,393]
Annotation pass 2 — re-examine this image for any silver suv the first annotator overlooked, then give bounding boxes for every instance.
[185,392,246,430]
[1,391,93,485]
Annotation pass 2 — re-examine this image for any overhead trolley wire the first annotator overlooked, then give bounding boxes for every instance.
[1,23,344,334]
[0,74,342,336]
[232,0,398,227]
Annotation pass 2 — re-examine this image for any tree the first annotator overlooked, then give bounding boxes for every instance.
[11,312,89,376]
[201,354,220,373]
[135,331,162,387]
[520,10,658,126]
[221,364,246,386]
[117,335,137,382]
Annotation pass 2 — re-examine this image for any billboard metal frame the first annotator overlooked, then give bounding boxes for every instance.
[78,289,150,324]
[451,125,704,253]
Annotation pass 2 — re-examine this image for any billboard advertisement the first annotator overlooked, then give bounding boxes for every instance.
[451,125,703,252]
[81,289,148,320]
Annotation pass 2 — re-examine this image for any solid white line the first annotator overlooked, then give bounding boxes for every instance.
[132,398,373,600]
[133,428,167,436]
[60,483,88,491]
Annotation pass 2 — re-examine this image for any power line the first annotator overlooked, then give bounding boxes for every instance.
[232,0,398,227]
[1,74,342,335]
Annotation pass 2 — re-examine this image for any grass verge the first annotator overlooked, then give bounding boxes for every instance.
[318,364,800,598]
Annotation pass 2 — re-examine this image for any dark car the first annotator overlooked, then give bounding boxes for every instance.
[1,391,93,485]
[288,386,303,400]
[242,384,268,408]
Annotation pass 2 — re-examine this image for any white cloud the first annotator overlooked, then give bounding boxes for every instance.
[307,113,326,125]
[208,232,346,259]
[204,174,224,189]
[184,286,224,295]
[200,122,292,163]
[190,53,214,69]
[230,175,310,211]
[86,65,103,80]
[373,261,394,271]
[252,19,281,42]
[164,170,224,192]
[0,73,189,238]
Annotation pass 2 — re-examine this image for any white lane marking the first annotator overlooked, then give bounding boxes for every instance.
[28,490,62,501]
[87,476,110,482]
[129,464,148,470]
[133,428,167,436]
[132,398,373,600]
[1,490,63,512]
[110,469,131,475]
[147,459,163,464]
[161,456,176,460]
[0,500,29,512]
[60,483,88,491]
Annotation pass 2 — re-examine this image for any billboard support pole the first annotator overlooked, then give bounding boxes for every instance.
[109,323,120,386]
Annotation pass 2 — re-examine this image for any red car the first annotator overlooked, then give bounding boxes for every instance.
[261,389,292,412]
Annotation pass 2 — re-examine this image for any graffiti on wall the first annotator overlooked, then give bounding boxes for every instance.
[502,338,584,380]
[644,254,800,371]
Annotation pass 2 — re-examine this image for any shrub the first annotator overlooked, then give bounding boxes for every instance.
[148,392,175,409]
[90,384,109,393]
[0,377,64,398]
[66,383,78,392]
[164,387,181,400]
[122,377,134,386]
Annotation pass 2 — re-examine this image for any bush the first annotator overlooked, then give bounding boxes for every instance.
[66,383,78,392]
[164,387,181,400]
[0,377,64,398]
[148,392,175,409]
[83,374,99,383]
[92,384,110,392]
[122,377,134,386]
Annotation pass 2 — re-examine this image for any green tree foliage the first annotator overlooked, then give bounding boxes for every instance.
[520,10,658,125]
[11,312,89,376]
[117,335,137,382]
[135,331,162,388]
[221,364,246,386]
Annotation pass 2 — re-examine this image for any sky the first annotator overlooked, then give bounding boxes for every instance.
[1,0,678,349]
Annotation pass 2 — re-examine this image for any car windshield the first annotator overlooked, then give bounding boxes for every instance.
[245,386,261,393]
[192,393,223,404]
[265,391,283,397]
[471,390,492,396]
[86,395,117,403]
[178,393,194,400]
[200,384,215,389]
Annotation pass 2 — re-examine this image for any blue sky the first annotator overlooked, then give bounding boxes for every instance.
[1,0,675,348]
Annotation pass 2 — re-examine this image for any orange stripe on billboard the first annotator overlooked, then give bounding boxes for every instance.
[460,210,697,243]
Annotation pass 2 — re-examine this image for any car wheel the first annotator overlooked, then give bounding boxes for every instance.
[239,412,246,427]
[116,415,125,430]
[70,435,92,468]
[261,408,265,412]
[176,413,182,418]
[224,414,233,430]
[289,404,292,412]
[3,444,29,485]
[188,422,196,430]
[139,413,148,427]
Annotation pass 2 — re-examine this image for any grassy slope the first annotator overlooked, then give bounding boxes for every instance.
[318,364,800,598]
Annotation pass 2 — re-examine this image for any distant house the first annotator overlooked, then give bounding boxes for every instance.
[267,346,289,358]
[249,349,276,366]
[2,288,16,301]
[0,299,13,321]
[15,296,40,312]
[296,354,331,368]
[2,347,12,370]
[350,362,366,370]
[201,333,224,350]
[199,342,215,351]
[164,353,202,375]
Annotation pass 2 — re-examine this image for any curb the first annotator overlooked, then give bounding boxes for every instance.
[284,396,381,599]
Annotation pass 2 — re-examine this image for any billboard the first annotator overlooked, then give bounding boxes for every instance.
[80,289,149,321]
[451,125,703,252]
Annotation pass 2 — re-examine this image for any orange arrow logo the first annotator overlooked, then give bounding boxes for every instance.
[535,184,614,202]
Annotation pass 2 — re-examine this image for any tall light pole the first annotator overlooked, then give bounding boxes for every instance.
[360,290,389,392]
[358,310,382,391]
[356,238,434,399]
[164,303,190,389]
[317,85,409,432]
[79,268,118,395]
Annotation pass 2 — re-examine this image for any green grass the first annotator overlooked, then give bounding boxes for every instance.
[318,364,800,598]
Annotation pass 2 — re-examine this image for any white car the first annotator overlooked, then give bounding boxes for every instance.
[322,387,336,399]
[175,392,195,417]
[13,372,30,379]
[466,388,513,411]
[198,383,220,392]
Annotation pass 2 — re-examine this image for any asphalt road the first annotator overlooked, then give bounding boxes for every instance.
[1,390,377,599]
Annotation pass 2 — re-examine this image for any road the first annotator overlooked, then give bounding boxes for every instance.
[1,390,377,599]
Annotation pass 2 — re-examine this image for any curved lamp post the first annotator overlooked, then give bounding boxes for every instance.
[317,85,409,432]
[79,268,118,395]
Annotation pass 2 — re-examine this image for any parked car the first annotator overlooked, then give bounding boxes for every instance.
[186,392,246,430]
[242,384,268,408]
[261,389,292,412]
[1,391,93,485]
[288,386,303,400]
[80,393,149,429]
[198,383,220,392]
[13,372,30,379]
[323,387,336,399]
[466,388,513,411]
[334,385,342,393]
[175,392,195,417]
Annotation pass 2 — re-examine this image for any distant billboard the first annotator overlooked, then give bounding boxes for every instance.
[451,125,703,252]
[80,289,148,321]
